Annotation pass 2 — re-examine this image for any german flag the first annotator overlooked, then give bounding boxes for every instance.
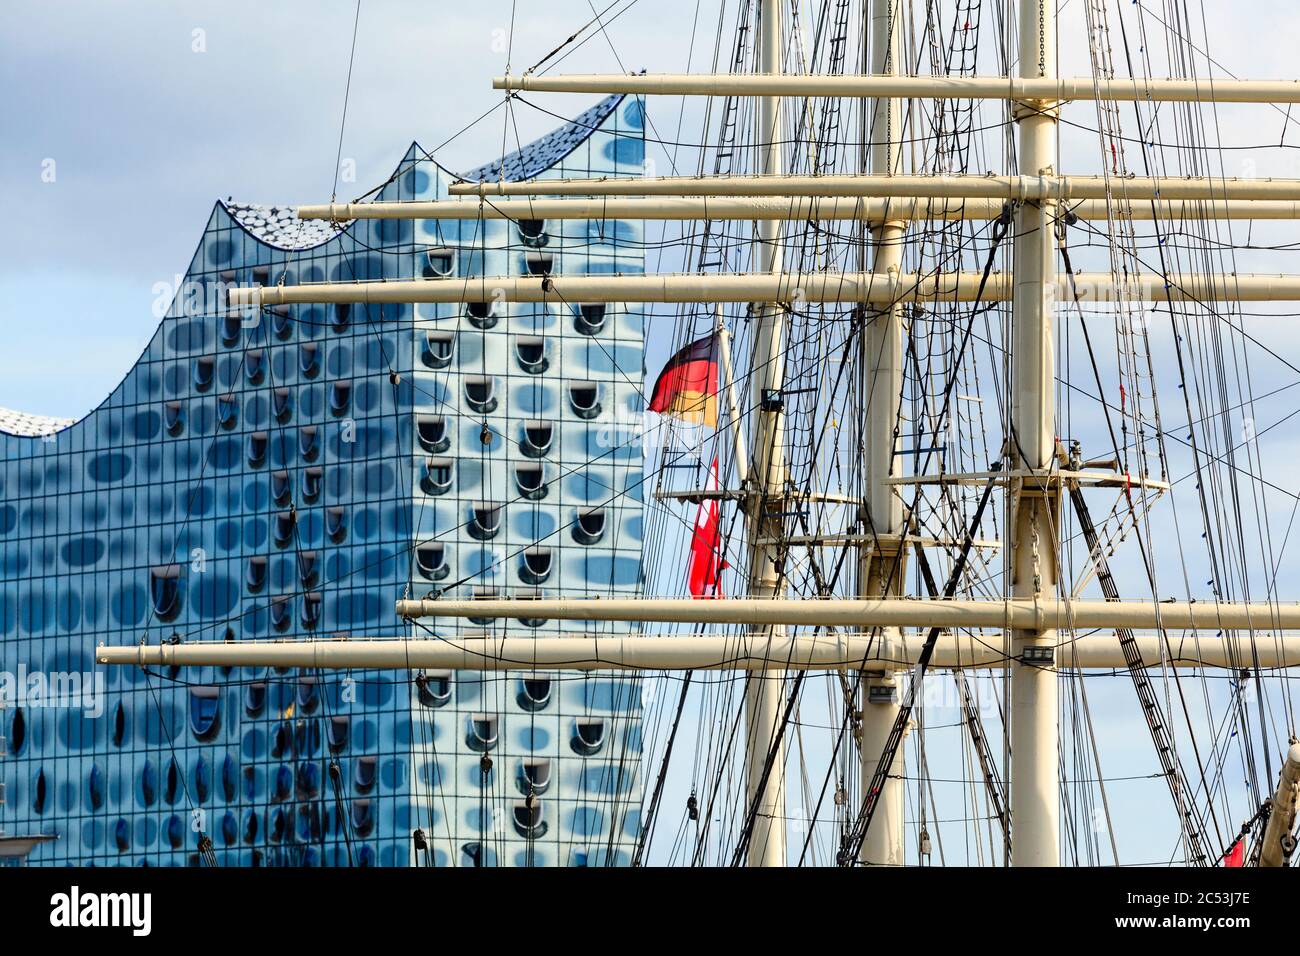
[648,334,719,427]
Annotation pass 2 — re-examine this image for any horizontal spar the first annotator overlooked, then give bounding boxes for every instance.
[396,597,1300,632]
[95,633,1300,671]
[295,197,1300,223]
[228,272,1300,307]
[494,72,1300,105]
[448,172,1300,201]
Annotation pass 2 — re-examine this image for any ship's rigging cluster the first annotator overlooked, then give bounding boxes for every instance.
[93,0,1300,867]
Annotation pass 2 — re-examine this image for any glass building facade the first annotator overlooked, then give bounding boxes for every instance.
[0,96,647,866]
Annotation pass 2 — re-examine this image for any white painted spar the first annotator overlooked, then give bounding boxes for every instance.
[493,72,1300,105]
[227,271,1300,307]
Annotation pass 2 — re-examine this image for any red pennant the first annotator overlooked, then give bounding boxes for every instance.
[1222,836,1245,867]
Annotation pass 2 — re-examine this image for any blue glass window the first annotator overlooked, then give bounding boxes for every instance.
[296,763,319,799]
[188,687,220,741]
[354,755,377,793]
[245,556,268,593]
[520,420,552,457]
[272,387,293,421]
[149,564,182,618]
[461,842,496,867]
[515,336,548,374]
[515,464,547,500]
[466,714,498,752]
[270,596,292,632]
[245,349,265,384]
[571,718,605,756]
[221,312,243,345]
[164,400,185,435]
[111,702,127,747]
[524,251,553,277]
[193,756,210,802]
[326,506,347,541]
[299,425,319,461]
[422,457,453,496]
[140,761,157,808]
[415,670,452,708]
[274,510,296,546]
[33,768,47,814]
[87,763,104,811]
[575,302,606,335]
[463,375,497,413]
[248,431,269,467]
[468,502,502,540]
[300,466,323,502]
[297,550,319,586]
[300,343,321,378]
[327,716,349,752]
[465,301,497,329]
[301,592,322,629]
[512,798,546,838]
[350,799,374,836]
[329,381,351,415]
[165,815,183,849]
[270,470,291,505]
[164,758,180,805]
[273,766,292,802]
[193,357,215,391]
[424,247,455,277]
[221,755,237,802]
[8,707,25,755]
[415,543,450,581]
[519,547,552,585]
[271,305,292,339]
[242,683,266,719]
[217,396,238,429]
[572,508,606,545]
[416,414,449,452]
[518,759,551,795]
[517,219,547,246]
[517,675,552,712]
[569,382,601,419]
[422,332,454,369]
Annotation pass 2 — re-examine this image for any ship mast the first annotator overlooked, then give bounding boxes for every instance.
[859,0,907,868]
[1009,0,1061,868]
[741,0,789,867]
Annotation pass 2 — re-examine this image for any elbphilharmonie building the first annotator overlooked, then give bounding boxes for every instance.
[0,96,648,866]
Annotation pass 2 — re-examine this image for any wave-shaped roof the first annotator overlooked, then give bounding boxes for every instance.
[218,94,624,252]
[0,407,73,437]
[460,94,624,183]
[223,203,348,251]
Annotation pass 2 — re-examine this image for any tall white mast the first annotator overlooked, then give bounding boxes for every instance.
[741,0,788,867]
[1009,0,1061,867]
[859,0,907,868]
